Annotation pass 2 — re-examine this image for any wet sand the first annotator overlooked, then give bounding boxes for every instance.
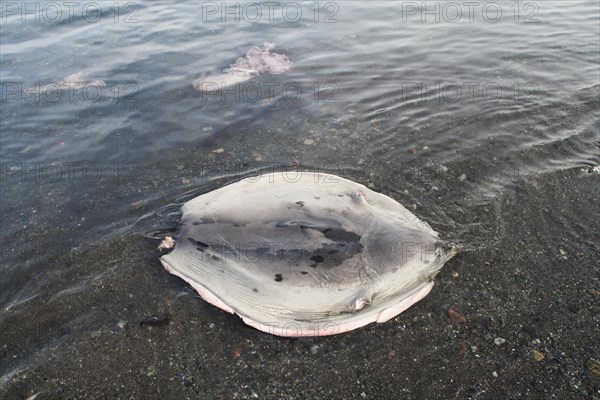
[2,165,598,400]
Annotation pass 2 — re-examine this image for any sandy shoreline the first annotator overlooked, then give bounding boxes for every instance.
[2,166,598,399]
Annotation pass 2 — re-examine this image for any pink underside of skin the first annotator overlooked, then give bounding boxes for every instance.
[163,254,436,337]
[160,259,234,314]
[376,282,434,323]
[240,282,435,337]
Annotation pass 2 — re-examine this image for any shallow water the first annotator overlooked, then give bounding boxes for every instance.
[1,1,599,398]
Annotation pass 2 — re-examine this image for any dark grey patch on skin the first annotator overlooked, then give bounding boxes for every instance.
[314,197,320,200]
[188,238,209,248]
[212,255,219,260]
[274,221,361,249]
[276,220,327,232]
[392,267,398,273]
[192,221,201,226]
[266,239,363,269]
[196,247,205,252]
[301,271,308,274]
[211,218,247,227]
[198,217,215,224]
[252,288,259,292]
[322,229,361,244]
[275,220,318,228]
[296,201,305,207]
[310,255,325,263]
[347,192,365,204]
[274,273,283,282]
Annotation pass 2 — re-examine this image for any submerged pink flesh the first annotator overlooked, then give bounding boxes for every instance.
[193,42,292,91]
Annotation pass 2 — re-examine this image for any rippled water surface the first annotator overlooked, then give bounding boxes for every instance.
[1,1,599,398]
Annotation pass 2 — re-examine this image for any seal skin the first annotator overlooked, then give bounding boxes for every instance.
[160,172,457,336]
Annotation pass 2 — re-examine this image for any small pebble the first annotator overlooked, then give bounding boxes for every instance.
[140,316,172,328]
[587,359,600,378]
[310,345,319,355]
[303,139,314,145]
[451,271,459,278]
[448,307,467,324]
[558,248,568,260]
[234,346,242,357]
[131,200,145,209]
[211,148,224,153]
[532,349,544,361]
[494,337,506,346]
[492,371,498,378]
[458,173,467,182]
